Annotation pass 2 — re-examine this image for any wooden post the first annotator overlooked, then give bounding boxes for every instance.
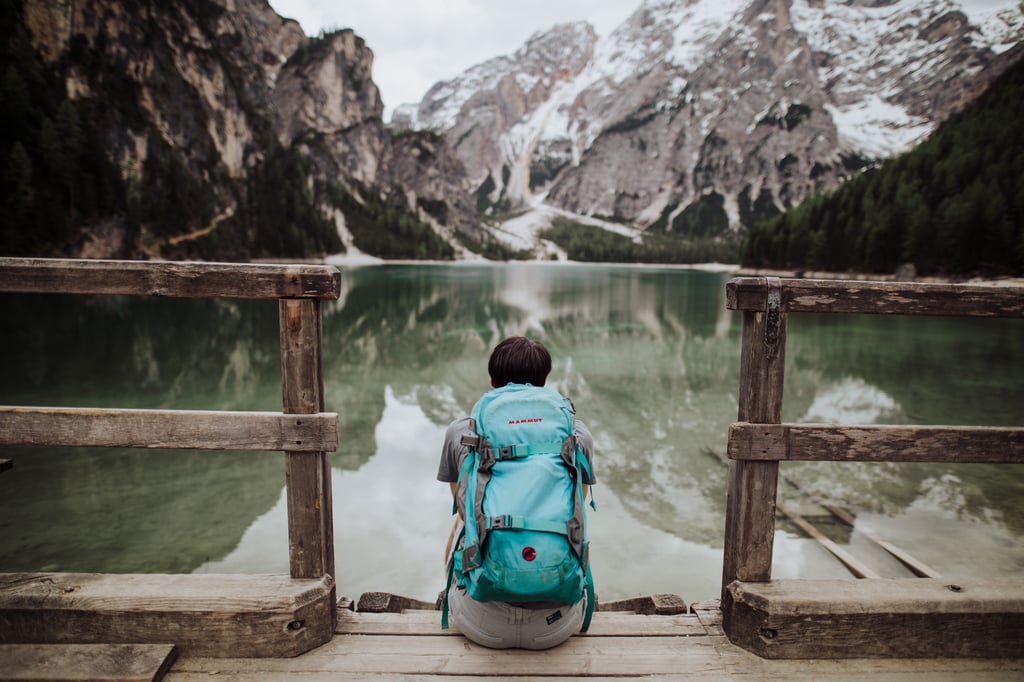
[280,298,336,627]
[722,278,785,606]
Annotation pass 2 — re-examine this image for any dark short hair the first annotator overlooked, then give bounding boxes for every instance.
[488,336,551,387]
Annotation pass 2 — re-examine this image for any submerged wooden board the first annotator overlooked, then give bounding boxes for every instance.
[725,578,1024,659]
[0,643,176,682]
[0,573,334,658]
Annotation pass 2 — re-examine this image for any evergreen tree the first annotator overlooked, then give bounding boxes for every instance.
[1,142,33,253]
[742,55,1024,277]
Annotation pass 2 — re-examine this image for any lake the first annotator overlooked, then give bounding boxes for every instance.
[1,263,1022,603]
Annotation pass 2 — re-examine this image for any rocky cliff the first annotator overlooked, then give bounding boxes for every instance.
[413,22,599,213]
[7,0,479,260]
[402,0,1024,236]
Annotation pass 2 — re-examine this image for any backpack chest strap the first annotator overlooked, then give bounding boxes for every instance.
[488,515,569,535]
[460,434,565,465]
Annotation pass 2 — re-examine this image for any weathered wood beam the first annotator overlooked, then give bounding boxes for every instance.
[727,277,1024,318]
[334,608,707,637]
[280,298,337,629]
[346,591,691,617]
[0,573,334,658]
[725,577,1024,658]
[728,422,1024,463]
[596,593,688,615]
[0,643,177,682]
[0,258,341,300]
[356,592,438,613]
[722,278,784,605]
[0,407,338,452]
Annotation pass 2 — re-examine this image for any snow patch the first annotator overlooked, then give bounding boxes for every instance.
[824,97,933,157]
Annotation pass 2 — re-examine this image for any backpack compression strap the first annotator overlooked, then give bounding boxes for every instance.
[486,515,569,534]
[460,433,566,467]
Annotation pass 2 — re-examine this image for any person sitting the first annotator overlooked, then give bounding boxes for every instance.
[437,336,596,649]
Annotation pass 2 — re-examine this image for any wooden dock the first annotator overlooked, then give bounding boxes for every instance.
[159,603,1024,681]
[3,600,1023,680]
[2,261,1023,678]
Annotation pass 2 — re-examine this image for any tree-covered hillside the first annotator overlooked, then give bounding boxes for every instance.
[0,0,474,262]
[0,0,342,260]
[0,3,126,257]
[742,55,1024,278]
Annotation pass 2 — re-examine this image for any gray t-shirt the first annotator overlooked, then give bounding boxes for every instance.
[437,415,596,484]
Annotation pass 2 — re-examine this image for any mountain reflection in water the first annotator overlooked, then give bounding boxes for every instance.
[1,264,1021,601]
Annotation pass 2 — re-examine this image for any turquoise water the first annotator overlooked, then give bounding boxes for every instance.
[1,263,1021,601]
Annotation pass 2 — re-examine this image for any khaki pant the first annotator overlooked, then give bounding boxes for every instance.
[447,583,585,650]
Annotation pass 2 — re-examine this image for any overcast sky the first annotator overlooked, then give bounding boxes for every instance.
[267,0,632,116]
[267,0,1016,119]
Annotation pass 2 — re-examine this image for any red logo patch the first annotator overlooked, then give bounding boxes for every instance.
[508,417,543,425]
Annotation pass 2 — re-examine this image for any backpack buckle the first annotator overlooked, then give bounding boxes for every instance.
[497,445,516,460]
[489,515,513,530]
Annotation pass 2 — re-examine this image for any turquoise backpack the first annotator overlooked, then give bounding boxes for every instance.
[442,383,595,631]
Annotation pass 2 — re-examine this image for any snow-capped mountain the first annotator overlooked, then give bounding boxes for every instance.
[399,0,1023,232]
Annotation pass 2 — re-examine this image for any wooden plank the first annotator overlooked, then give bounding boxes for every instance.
[336,609,707,637]
[597,593,688,615]
[0,258,341,300]
[721,278,785,602]
[726,277,1024,318]
[705,637,1024,681]
[775,501,880,579]
[163,665,1024,682]
[168,635,724,676]
[0,407,338,452]
[356,592,438,613]
[172,651,1024,675]
[725,577,1024,659]
[0,573,334,658]
[690,599,725,638]
[729,423,1024,463]
[170,604,1024,680]
[166,676,723,681]
[279,299,336,630]
[0,643,177,682]
[167,671,720,675]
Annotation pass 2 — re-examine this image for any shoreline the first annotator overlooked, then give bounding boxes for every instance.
[319,255,1024,285]
[253,254,1024,287]
[733,267,1024,287]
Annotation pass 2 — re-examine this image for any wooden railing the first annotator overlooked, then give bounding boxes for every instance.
[0,258,341,657]
[721,276,1024,659]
